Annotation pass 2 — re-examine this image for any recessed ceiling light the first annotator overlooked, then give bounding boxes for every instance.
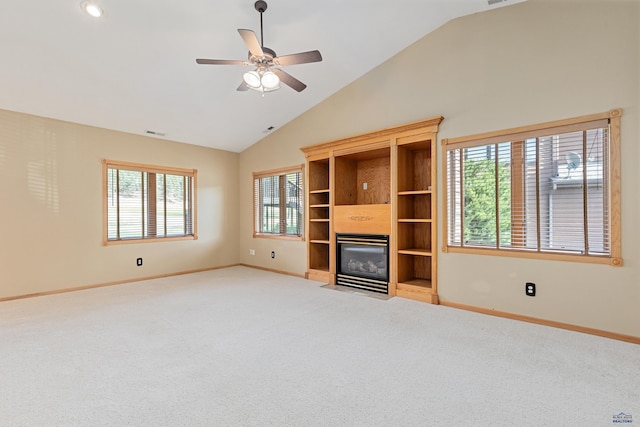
[81,1,103,18]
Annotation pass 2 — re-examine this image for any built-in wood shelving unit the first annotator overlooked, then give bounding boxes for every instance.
[395,137,438,303]
[301,117,443,303]
[306,158,332,282]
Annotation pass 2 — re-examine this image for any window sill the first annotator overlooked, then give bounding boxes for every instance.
[253,233,304,241]
[444,245,622,267]
[104,235,197,246]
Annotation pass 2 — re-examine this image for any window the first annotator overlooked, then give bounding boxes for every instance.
[253,165,304,239]
[103,160,197,244]
[443,110,622,266]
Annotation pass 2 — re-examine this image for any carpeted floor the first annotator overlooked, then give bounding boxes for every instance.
[0,266,638,426]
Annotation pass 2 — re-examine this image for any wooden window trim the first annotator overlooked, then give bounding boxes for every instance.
[253,164,304,240]
[102,160,198,245]
[441,109,622,266]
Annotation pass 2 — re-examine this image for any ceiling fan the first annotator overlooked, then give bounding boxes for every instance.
[196,1,322,93]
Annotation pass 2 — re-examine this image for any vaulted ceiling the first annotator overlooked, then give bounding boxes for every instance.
[0,0,523,152]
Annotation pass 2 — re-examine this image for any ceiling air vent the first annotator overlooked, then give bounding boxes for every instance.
[488,0,507,5]
[145,130,166,137]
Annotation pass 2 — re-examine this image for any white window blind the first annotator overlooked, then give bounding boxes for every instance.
[104,160,197,243]
[443,111,622,265]
[253,166,304,238]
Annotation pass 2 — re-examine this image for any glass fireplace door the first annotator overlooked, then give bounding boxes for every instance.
[336,234,389,293]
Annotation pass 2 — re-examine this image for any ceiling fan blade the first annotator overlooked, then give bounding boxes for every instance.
[237,81,249,91]
[196,58,248,65]
[273,50,322,66]
[272,69,307,92]
[238,29,264,57]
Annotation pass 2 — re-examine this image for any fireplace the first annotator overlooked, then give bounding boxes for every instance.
[336,234,389,294]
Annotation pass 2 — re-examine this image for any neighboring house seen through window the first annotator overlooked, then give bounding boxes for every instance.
[442,110,622,266]
[253,165,304,239]
[103,160,197,244]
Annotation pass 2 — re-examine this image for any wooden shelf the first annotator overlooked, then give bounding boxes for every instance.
[310,218,330,222]
[398,219,432,223]
[309,241,330,271]
[398,279,432,289]
[397,223,431,253]
[310,239,330,244]
[308,158,330,193]
[309,191,330,207]
[398,248,432,256]
[310,204,330,208]
[398,190,432,196]
[397,193,431,221]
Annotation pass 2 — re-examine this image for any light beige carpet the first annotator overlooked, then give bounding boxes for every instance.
[0,266,638,426]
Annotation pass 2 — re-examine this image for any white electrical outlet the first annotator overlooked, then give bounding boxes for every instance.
[249,249,255,255]
[363,182,368,190]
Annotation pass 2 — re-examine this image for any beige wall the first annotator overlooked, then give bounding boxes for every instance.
[238,128,307,276]
[0,109,240,299]
[239,0,640,336]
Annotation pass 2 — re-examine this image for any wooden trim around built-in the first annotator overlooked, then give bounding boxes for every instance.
[300,116,444,158]
[441,143,449,253]
[329,156,336,282]
[440,300,640,345]
[431,134,439,297]
[0,264,242,303]
[389,142,399,296]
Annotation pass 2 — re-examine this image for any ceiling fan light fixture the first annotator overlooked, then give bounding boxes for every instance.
[196,1,322,93]
[81,1,103,18]
[261,70,280,89]
[243,70,261,88]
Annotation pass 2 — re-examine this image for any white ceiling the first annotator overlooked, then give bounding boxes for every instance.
[0,0,522,153]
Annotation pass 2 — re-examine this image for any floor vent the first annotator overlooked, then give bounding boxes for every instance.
[336,273,388,294]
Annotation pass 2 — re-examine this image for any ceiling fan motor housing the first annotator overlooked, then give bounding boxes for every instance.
[255,1,268,13]
[249,46,276,63]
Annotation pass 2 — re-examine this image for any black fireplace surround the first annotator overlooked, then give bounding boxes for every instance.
[336,234,389,294]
